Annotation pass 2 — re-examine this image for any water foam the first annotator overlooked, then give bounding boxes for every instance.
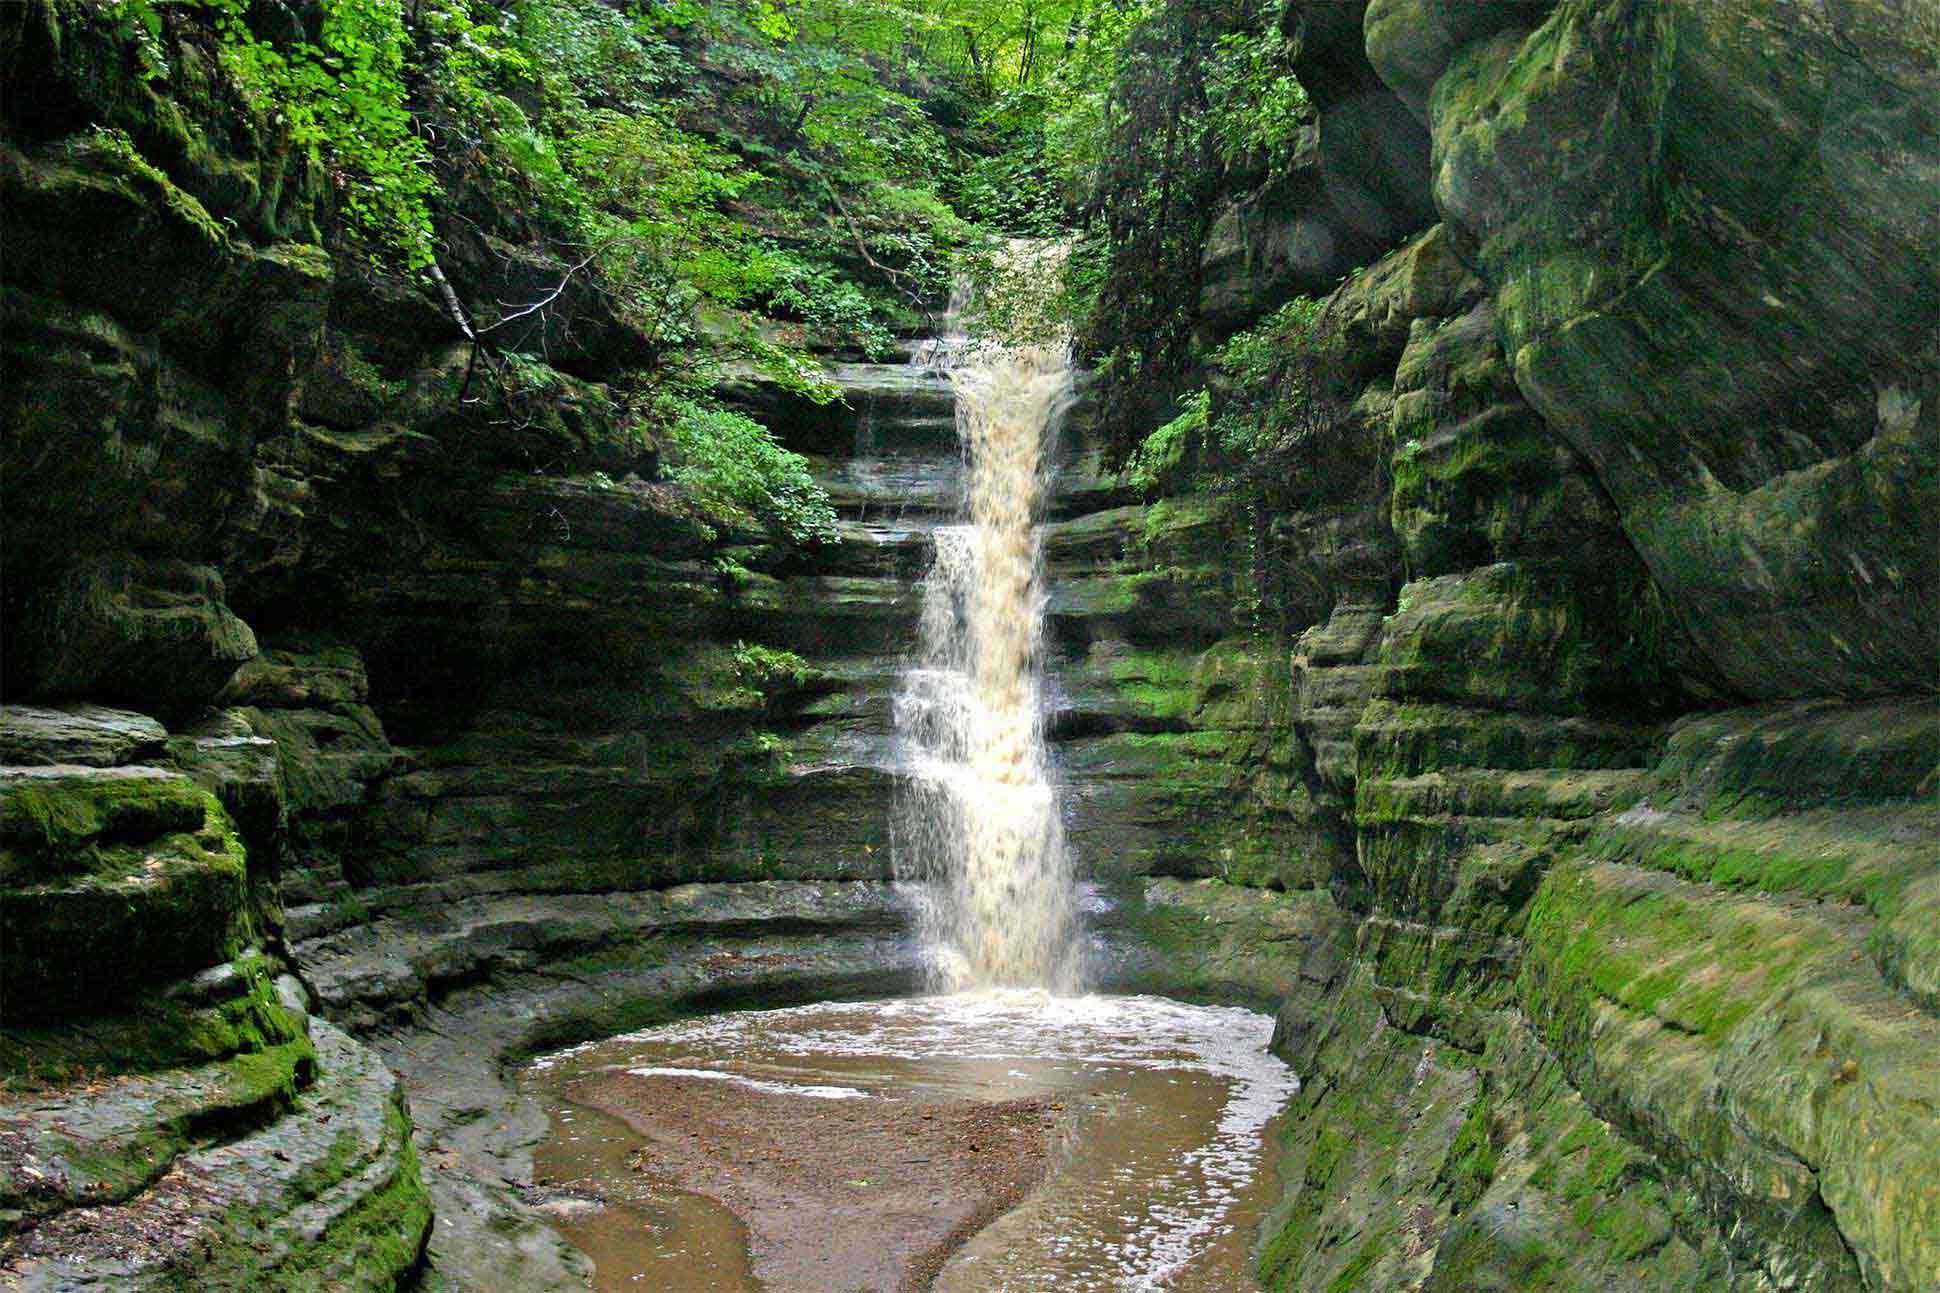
[894,242,1081,993]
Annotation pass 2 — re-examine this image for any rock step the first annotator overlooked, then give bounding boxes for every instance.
[0,765,208,866]
[1295,603,1388,667]
[1297,662,1383,713]
[1584,797,1940,1017]
[0,1033,315,1226]
[1041,503,1147,566]
[1354,698,1655,779]
[1523,859,1940,1293]
[816,464,964,521]
[1,766,252,1017]
[293,882,912,1030]
[1376,564,1664,714]
[1356,768,1649,824]
[1,1019,430,1292]
[1652,698,1940,812]
[0,706,168,769]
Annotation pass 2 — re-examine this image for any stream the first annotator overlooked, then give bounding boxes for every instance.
[523,992,1298,1291]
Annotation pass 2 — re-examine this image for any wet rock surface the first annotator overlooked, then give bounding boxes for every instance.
[3,0,1938,1288]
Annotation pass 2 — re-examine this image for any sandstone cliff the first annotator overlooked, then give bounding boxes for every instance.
[2,0,1936,1290]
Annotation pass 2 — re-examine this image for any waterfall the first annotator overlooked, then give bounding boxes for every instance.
[895,245,1080,994]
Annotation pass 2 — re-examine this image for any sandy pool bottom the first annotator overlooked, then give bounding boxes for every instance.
[522,992,1299,1292]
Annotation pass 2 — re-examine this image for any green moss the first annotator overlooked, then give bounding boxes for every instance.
[13,1034,317,1216]
[63,126,232,248]
[1262,1122,1352,1281]
[1327,1240,1382,1293]
[1439,1080,1500,1213]
[1134,494,1226,557]
[1354,700,1651,782]
[1,771,211,876]
[1101,648,1204,719]
[1389,415,1564,577]
[0,954,304,1080]
[2,797,257,1016]
[1519,860,1822,1061]
[206,1099,431,1290]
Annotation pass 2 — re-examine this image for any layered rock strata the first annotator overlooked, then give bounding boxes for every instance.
[1055,2,1940,1288]
[3,0,1937,1290]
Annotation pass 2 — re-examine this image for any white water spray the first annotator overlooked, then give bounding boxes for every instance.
[895,243,1080,993]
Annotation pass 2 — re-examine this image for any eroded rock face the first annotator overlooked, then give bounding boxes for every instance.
[0,716,432,1289]
[1196,0,1446,340]
[5,0,1939,1289]
[1416,0,1940,699]
[0,4,934,1285]
[1088,4,1940,1289]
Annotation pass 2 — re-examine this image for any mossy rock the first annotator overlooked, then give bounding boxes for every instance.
[0,765,208,872]
[1373,563,1683,717]
[1,771,256,1018]
[1,1019,431,1292]
[0,953,307,1079]
[0,1033,316,1224]
[1425,0,1940,699]
[1647,699,1940,817]
[4,555,260,720]
[1354,699,1654,782]
[0,704,169,768]
[1520,858,1940,1290]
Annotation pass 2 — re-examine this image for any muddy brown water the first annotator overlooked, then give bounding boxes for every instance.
[522,992,1298,1291]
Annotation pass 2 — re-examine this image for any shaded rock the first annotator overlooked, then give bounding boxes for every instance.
[1375,563,1674,717]
[0,705,168,768]
[1279,0,1439,237]
[6,556,258,719]
[0,767,248,1018]
[1425,0,1940,699]
[0,1019,431,1293]
[1363,0,1549,117]
[1388,303,1633,580]
[166,709,284,849]
[1198,127,1422,338]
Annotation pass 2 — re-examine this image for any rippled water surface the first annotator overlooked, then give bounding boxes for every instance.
[525,992,1298,1291]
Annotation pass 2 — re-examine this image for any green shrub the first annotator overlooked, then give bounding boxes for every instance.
[95,0,437,265]
[665,403,837,548]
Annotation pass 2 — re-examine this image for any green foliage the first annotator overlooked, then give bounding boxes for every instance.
[1124,390,1206,493]
[1122,296,1329,494]
[1117,296,1357,638]
[729,642,813,692]
[76,0,1184,552]
[1033,4,1156,204]
[1080,0,1310,460]
[766,260,897,358]
[957,237,1084,346]
[92,0,437,264]
[1202,24,1308,173]
[663,401,838,548]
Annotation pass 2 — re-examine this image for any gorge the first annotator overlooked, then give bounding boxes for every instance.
[2,0,1938,1291]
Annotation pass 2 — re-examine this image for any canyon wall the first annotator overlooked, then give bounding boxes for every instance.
[0,4,940,1284]
[2,0,1937,1290]
[1062,1,1940,1289]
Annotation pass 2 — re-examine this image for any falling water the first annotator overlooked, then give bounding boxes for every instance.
[895,244,1080,993]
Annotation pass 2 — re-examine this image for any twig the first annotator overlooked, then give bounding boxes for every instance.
[475,245,606,337]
